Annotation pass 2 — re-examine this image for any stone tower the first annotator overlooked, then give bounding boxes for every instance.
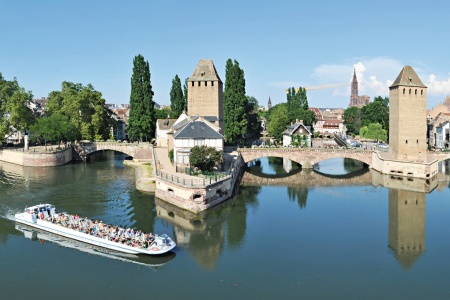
[389,66,427,160]
[187,59,224,132]
[267,96,272,110]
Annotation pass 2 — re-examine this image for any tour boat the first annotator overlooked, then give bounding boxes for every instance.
[15,223,176,270]
[14,204,176,255]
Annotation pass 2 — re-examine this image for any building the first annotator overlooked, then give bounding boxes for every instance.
[444,95,450,111]
[111,107,129,141]
[309,107,346,135]
[428,112,450,146]
[187,59,224,133]
[282,120,312,147]
[435,121,450,149]
[170,115,224,168]
[156,118,177,147]
[349,69,370,108]
[372,66,439,179]
[267,96,272,110]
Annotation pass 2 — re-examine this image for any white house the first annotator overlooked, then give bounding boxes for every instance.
[435,121,450,149]
[282,120,312,147]
[156,118,177,147]
[170,115,224,167]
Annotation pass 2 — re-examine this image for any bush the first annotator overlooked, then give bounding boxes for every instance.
[169,149,174,163]
[189,145,223,172]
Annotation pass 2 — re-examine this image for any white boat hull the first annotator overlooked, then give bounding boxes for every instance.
[15,211,176,255]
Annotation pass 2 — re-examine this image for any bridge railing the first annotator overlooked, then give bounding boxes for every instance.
[156,170,232,187]
[238,147,372,153]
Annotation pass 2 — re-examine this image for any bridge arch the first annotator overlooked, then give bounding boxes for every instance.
[73,142,153,161]
[239,148,373,169]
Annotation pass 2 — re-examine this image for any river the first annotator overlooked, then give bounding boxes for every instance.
[1,152,450,299]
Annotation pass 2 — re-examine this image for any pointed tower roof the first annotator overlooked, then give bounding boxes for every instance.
[390,66,426,88]
[352,68,358,82]
[188,59,222,83]
[268,96,272,105]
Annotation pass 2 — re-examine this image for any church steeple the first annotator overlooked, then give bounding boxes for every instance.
[351,68,358,97]
[267,96,272,110]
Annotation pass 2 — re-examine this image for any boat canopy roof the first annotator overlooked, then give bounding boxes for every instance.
[25,204,55,213]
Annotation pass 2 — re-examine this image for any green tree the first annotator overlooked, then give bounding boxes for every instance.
[224,59,247,145]
[189,145,224,172]
[267,103,290,142]
[127,54,156,142]
[183,77,188,114]
[343,106,362,136]
[170,74,184,117]
[361,96,389,132]
[46,82,113,141]
[0,73,36,143]
[154,107,178,120]
[286,87,309,122]
[245,96,262,144]
[29,112,78,147]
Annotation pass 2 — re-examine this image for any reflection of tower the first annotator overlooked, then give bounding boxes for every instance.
[388,189,426,269]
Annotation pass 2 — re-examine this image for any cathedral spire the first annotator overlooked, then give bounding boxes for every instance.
[351,68,358,98]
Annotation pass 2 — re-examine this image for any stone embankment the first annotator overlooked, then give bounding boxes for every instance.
[0,146,72,166]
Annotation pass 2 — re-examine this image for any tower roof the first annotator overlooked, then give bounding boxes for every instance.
[390,66,426,89]
[188,59,222,83]
[352,68,358,82]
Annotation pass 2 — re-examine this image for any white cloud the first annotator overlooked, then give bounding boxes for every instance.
[426,74,450,96]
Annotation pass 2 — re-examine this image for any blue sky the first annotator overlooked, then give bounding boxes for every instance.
[1,0,450,109]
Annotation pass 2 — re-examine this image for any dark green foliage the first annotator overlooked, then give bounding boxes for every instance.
[286,87,309,122]
[29,112,78,146]
[224,59,248,145]
[128,54,156,142]
[169,149,174,163]
[170,74,185,117]
[0,73,36,143]
[189,145,224,172]
[343,106,363,136]
[46,81,113,141]
[361,96,389,131]
[245,96,262,144]
[267,103,290,141]
[155,107,178,120]
[183,78,188,114]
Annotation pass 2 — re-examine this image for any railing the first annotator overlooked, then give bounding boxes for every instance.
[156,153,243,188]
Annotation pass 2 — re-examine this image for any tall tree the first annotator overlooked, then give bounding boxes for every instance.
[183,77,188,114]
[46,82,113,141]
[0,73,36,143]
[267,103,290,142]
[343,106,362,136]
[127,54,156,142]
[224,59,247,145]
[245,96,262,143]
[170,74,184,117]
[286,87,315,125]
[361,96,389,131]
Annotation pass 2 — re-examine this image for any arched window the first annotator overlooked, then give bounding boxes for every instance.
[421,90,423,95]
[409,89,411,94]
[415,89,417,95]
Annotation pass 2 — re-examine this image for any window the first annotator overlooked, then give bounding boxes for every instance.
[415,89,417,95]
[191,81,194,87]
[403,88,405,94]
[416,139,418,144]
[205,81,207,86]
[212,81,214,86]
[409,89,411,94]
[198,81,200,86]
[421,90,423,95]
[194,139,205,146]
[406,140,408,144]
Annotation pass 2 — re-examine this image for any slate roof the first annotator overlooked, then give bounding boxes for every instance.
[188,59,222,83]
[157,119,177,130]
[390,66,427,88]
[173,120,224,139]
[283,122,312,136]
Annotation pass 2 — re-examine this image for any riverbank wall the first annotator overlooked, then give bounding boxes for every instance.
[0,147,72,166]
[123,160,156,192]
[154,155,244,214]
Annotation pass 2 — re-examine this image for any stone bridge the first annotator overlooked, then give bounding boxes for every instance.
[239,148,373,168]
[73,142,153,161]
[241,169,373,187]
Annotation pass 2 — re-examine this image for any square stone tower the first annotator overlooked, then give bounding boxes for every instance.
[389,66,427,160]
[187,59,224,133]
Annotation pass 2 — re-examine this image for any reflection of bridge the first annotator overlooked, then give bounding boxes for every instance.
[241,169,373,187]
[73,142,153,160]
[239,148,372,168]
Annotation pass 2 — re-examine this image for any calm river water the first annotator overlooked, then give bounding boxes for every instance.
[1,152,450,300]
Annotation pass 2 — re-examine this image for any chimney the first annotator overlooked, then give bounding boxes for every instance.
[299,120,303,124]
[296,119,299,123]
